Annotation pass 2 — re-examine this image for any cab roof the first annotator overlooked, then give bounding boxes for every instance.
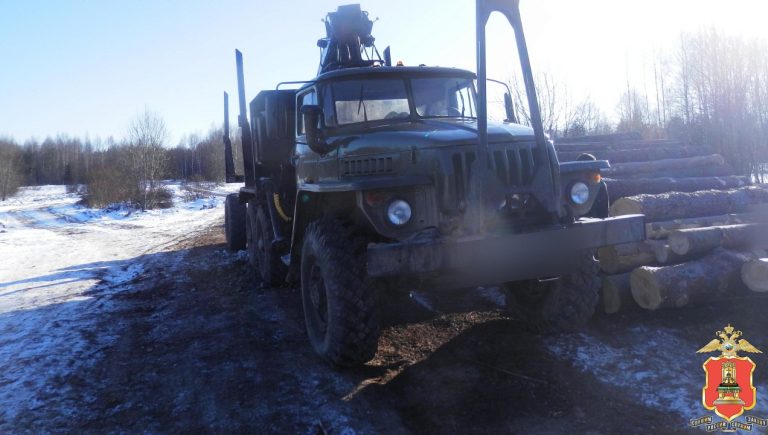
[297,66,476,91]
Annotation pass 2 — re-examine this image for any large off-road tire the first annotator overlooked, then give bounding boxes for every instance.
[300,218,380,366]
[224,193,246,251]
[246,202,287,287]
[504,250,600,333]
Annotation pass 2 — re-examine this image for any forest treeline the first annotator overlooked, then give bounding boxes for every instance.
[0,110,243,207]
[2,29,766,205]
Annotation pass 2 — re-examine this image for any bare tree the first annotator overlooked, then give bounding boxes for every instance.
[616,86,651,134]
[509,71,562,137]
[509,71,610,138]
[677,35,693,125]
[568,98,612,137]
[670,29,768,179]
[127,109,169,209]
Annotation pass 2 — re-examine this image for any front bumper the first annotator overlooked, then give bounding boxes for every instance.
[367,214,644,288]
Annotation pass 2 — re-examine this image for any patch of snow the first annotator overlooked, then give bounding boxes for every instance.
[0,181,241,426]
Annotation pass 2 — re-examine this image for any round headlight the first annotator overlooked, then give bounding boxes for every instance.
[387,200,412,226]
[570,182,590,205]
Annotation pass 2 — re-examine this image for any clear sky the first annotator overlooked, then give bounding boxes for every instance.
[0,0,766,145]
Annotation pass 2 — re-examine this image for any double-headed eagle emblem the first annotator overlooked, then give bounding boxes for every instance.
[697,324,762,357]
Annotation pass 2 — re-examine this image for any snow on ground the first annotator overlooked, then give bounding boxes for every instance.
[0,182,238,424]
[546,325,768,422]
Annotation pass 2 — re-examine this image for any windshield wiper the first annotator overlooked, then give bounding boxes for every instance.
[357,83,368,122]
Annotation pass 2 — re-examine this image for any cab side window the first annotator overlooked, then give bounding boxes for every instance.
[322,88,336,128]
[297,90,317,136]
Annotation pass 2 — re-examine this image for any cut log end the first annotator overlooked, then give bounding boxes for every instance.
[630,267,663,310]
[742,258,768,292]
[667,232,691,256]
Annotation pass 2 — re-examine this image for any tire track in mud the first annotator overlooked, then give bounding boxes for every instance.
[71,227,404,433]
[138,226,215,256]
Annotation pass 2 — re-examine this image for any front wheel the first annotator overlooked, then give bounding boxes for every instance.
[300,218,380,366]
[503,250,600,333]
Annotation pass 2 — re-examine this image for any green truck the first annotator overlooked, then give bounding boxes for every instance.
[222,1,644,366]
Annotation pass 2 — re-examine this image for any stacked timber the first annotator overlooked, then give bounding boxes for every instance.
[630,249,752,310]
[604,176,750,200]
[555,134,768,314]
[557,146,713,164]
[610,186,768,221]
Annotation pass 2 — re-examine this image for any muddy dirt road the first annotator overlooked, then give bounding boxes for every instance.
[3,190,768,433]
[13,231,768,433]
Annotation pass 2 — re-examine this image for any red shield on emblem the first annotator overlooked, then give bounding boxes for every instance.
[702,356,757,421]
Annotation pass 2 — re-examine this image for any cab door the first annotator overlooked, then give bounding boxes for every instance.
[295,87,339,185]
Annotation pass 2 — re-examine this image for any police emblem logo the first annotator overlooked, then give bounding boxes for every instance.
[690,324,768,432]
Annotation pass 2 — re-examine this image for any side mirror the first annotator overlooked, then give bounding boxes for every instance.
[300,105,332,154]
[504,92,517,123]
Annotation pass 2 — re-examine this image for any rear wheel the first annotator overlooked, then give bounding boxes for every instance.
[224,194,246,251]
[504,250,600,333]
[300,218,380,366]
[246,202,287,286]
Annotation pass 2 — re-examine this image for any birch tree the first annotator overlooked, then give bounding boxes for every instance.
[127,109,169,209]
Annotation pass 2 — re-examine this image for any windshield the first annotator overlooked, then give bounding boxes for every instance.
[326,79,410,125]
[320,76,478,127]
[412,77,476,118]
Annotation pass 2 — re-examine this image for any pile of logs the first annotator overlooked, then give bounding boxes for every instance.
[555,134,768,313]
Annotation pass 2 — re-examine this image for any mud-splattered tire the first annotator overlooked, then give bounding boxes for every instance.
[504,250,600,333]
[246,202,287,287]
[224,193,246,251]
[300,218,380,366]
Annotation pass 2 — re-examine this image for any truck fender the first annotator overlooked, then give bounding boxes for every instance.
[286,190,356,281]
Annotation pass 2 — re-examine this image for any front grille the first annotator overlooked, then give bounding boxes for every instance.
[342,157,394,176]
[446,143,539,208]
[489,144,537,186]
